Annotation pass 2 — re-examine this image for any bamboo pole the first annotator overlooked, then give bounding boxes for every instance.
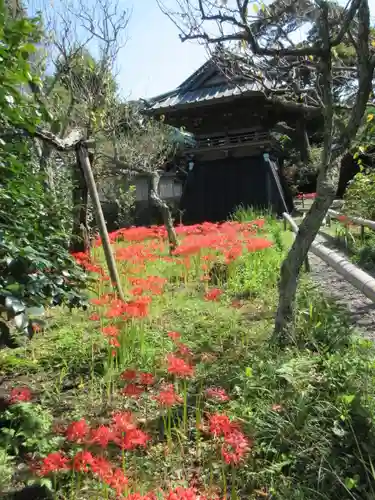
[283,212,375,303]
[77,144,125,301]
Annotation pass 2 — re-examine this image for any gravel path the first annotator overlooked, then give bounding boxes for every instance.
[307,234,375,339]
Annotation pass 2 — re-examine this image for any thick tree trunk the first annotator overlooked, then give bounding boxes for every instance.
[149,171,178,253]
[70,151,89,253]
[273,159,341,342]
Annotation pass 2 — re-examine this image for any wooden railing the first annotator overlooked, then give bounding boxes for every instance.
[185,130,271,152]
[282,212,375,303]
[327,209,375,239]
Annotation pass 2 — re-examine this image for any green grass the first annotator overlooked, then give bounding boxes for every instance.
[1,212,375,499]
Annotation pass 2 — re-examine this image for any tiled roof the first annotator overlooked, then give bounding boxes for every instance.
[148,81,264,111]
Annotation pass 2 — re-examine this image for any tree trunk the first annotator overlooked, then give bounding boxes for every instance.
[273,159,341,342]
[149,171,178,253]
[70,150,89,253]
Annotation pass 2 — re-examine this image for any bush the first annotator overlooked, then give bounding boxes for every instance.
[344,170,375,220]
[0,4,88,345]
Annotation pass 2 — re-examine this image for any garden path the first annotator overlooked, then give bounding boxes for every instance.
[308,233,375,339]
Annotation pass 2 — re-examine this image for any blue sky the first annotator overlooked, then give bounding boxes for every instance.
[119,1,207,100]
[110,0,375,100]
[29,0,375,102]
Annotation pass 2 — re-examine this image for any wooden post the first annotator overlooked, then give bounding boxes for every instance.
[304,256,311,272]
[327,213,331,227]
[361,224,365,242]
[77,144,125,301]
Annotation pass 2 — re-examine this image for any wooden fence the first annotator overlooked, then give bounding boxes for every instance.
[282,212,375,303]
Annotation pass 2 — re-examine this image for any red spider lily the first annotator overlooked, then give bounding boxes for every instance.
[32,323,41,333]
[105,467,129,496]
[166,487,200,500]
[128,276,167,296]
[111,411,136,433]
[72,450,94,472]
[337,215,349,224]
[9,387,32,404]
[126,494,158,500]
[246,238,273,252]
[123,297,151,319]
[167,331,181,341]
[140,372,155,385]
[204,288,223,301]
[88,425,113,448]
[297,192,316,199]
[65,418,89,443]
[120,369,138,381]
[114,428,151,450]
[221,429,251,465]
[122,383,144,398]
[90,455,113,482]
[70,251,90,261]
[91,294,113,306]
[109,337,120,348]
[208,413,238,437]
[250,218,266,229]
[205,387,230,402]
[89,313,101,321]
[102,325,119,337]
[154,384,183,407]
[34,452,70,476]
[167,354,194,378]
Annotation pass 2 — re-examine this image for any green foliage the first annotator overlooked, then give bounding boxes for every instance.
[344,169,375,220]
[0,0,88,343]
[345,108,375,220]
[0,1,44,132]
[0,448,13,492]
[114,184,136,227]
[0,402,59,456]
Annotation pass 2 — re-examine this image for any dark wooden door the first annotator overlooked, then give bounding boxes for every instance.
[180,155,268,224]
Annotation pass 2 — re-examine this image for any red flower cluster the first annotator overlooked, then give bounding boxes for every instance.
[297,192,316,199]
[34,450,128,496]
[166,487,201,500]
[168,331,181,341]
[9,387,32,404]
[208,413,251,466]
[204,288,223,302]
[104,297,151,320]
[64,412,150,453]
[172,220,270,263]
[205,387,230,402]
[120,368,155,386]
[167,354,194,378]
[70,251,107,278]
[154,384,182,407]
[128,275,167,296]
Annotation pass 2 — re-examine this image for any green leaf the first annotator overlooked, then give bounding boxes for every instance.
[341,394,355,405]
